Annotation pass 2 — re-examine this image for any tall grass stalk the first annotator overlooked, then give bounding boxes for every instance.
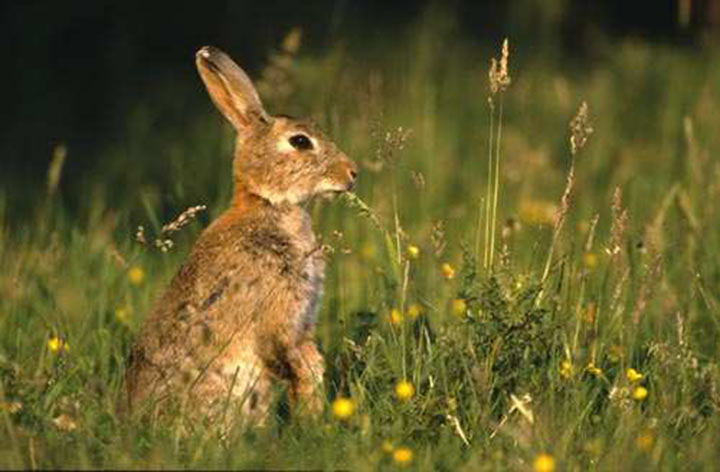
[483,101,494,269]
[541,101,592,286]
[489,97,504,270]
[483,39,510,272]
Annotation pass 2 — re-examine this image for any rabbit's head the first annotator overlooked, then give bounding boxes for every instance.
[196,46,357,205]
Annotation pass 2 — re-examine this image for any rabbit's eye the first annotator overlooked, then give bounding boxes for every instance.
[289,134,313,151]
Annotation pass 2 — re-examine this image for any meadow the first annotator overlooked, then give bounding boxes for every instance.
[2,11,720,470]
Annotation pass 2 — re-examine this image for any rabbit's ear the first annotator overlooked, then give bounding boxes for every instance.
[196,46,271,131]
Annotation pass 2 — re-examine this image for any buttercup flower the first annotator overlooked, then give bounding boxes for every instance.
[360,243,377,260]
[332,397,355,420]
[407,245,420,260]
[395,380,415,401]
[626,368,643,383]
[632,386,648,401]
[533,453,555,472]
[636,430,654,452]
[583,252,598,269]
[441,263,455,280]
[115,307,131,325]
[608,345,624,363]
[406,304,422,320]
[451,299,467,317]
[392,447,413,466]
[381,440,395,454]
[47,336,69,353]
[559,360,573,379]
[128,266,145,285]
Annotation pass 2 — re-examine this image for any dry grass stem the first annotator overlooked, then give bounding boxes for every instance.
[484,38,511,271]
[584,213,600,252]
[136,205,207,252]
[541,101,592,284]
[160,205,207,235]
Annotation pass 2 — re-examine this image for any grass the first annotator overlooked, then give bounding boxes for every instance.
[2,12,720,470]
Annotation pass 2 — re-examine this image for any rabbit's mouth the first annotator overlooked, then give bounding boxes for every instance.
[315,176,355,199]
[318,188,347,201]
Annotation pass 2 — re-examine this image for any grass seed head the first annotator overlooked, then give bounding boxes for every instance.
[489,38,511,95]
[570,101,593,155]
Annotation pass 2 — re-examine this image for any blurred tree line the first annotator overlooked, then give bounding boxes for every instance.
[1,0,718,209]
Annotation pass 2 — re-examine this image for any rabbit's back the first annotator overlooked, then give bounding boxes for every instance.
[125,204,325,416]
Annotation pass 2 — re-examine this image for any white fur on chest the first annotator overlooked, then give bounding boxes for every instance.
[278,207,325,337]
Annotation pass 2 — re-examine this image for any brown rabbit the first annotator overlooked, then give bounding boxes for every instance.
[122,46,357,425]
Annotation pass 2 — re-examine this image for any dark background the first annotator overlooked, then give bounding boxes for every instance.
[1,0,718,198]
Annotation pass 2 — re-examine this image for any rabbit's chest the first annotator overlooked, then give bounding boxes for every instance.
[243,209,325,332]
[280,226,325,333]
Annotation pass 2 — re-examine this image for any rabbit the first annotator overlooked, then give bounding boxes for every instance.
[122,46,357,426]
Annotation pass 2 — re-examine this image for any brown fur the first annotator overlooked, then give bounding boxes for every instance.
[122,46,357,426]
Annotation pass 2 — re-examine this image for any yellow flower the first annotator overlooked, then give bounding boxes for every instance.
[407,245,420,260]
[586,363,602,377]
[381,440,395,454]
[626,368,643,383]
[392,447,413,466]
[559,360,573,379]
[331,397,355,420]
[47,336,69,353]
[583,252,598,270]
[127,266,145,285]
[518,199,557,226]
[406,304,422,320]
[632,386,648,401]
[395,380,415,401]
[533,453,555,472]
[360,242,377,260]
[608,345,624,363]
[441,262,455,280]
[390,308,404,325]
[115,307,131,325]
[636,430,654,452]
[451,298,467,317]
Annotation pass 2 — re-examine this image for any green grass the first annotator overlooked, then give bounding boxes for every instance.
[3,14,720,470]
